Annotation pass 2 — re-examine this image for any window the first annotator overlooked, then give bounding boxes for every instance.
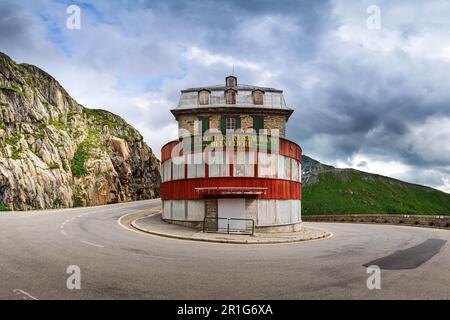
[198,90,210,105]
[278,155,291,180]
[226,76,237,87]
[233,151,255,177]
[221,115,241,133]
[252,90,264,105]
[172,156,185,180]
[162,159,171,182]
[298,162,302,182]
[258,152,278,178]
[225,90,236,104]
[208,151,230,177]
[187,153,205,178]
[226,117,236,130]
[291,160,299,182]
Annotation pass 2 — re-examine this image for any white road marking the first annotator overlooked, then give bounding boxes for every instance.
[80,240,104,248]
[13,289,38,300]
[60,229,67,237]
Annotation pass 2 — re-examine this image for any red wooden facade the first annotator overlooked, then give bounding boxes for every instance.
[161,177,302,200]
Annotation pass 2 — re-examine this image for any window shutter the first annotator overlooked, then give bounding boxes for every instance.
[253,116,264,131]
[236,116,241,130]
[201,117,209,133]
[220,115,226,134]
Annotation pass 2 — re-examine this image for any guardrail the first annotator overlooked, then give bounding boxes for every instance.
[203,217,255,235]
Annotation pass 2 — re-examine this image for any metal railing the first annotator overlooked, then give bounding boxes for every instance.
[203,217,255,235]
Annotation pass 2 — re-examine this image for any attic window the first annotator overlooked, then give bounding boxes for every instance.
[252,90,264,105]
[225,90,236,104]
[198,90,210,105]
[226,76,237,87]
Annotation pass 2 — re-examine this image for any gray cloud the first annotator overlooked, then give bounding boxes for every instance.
[0,0,449,192]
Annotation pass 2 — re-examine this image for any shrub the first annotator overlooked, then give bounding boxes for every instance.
[71,144,87,177]
[73,195,83,208]
[0,202,10,211]
[53,198,64,208]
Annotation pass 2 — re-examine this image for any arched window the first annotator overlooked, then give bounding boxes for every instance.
[198,90,210,105]
[225,90,236,104]
[252,90,264,105]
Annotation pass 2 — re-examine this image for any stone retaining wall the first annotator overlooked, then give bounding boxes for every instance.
[303,215,450,229]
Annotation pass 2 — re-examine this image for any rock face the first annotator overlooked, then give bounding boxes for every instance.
[0,52,160,210]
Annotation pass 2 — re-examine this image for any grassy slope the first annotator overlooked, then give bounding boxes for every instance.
[302,169,450,215]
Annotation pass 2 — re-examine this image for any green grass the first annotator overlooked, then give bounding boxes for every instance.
[0,86,26,98]
[302,170,450,215]
[0,202,10,211]
[49,119,69,130]
[47,163,60,169]
[71,130,99,177]
[83,107,123,129]
[6,134,21,146]
[11,146,22,160]
[33,150,43,158]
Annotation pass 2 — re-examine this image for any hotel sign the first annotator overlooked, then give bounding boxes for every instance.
[183,133,280,152]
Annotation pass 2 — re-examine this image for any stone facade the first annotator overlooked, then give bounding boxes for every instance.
[264,115,286,138]
[177,113,287,138]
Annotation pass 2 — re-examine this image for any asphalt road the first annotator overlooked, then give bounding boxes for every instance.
[1,199,449,300]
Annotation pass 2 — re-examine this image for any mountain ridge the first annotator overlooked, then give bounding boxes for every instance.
[301,155,450,215]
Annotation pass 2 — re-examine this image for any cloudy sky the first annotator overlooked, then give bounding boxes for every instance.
[1,0,449,192]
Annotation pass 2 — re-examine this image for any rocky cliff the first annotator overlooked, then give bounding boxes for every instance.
[0,52,160,210]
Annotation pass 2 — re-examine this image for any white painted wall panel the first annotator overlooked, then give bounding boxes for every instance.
[187,200,205,221]
[257,200,277,226]
[278,200,291,224]
[172,200,186,220]
[162,200,171,219]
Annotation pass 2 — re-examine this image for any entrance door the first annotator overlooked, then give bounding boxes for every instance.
[218,198,246,232]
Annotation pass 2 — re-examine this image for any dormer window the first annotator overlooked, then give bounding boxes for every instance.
[252,90,264,105]
[198,90,210,105]
[225,89,236,104]
[226,75,237,87]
